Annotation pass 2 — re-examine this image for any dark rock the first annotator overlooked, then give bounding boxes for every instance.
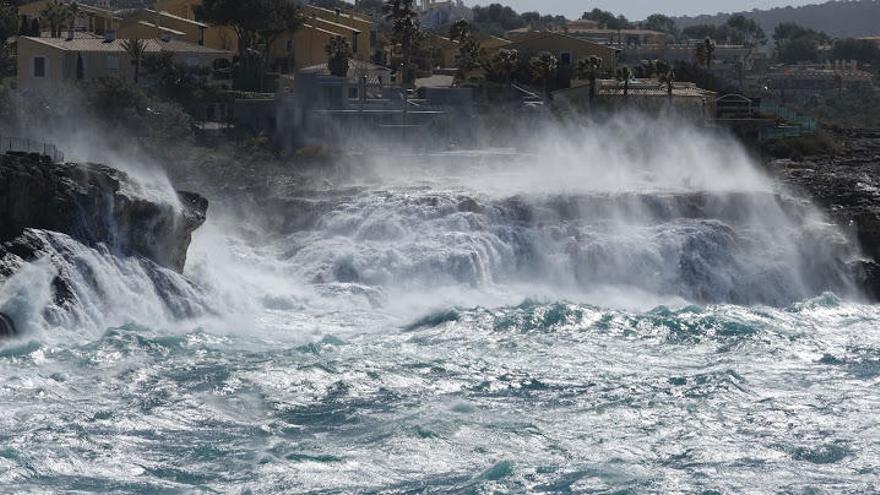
[771,127,880,300]
[0,153,207,272]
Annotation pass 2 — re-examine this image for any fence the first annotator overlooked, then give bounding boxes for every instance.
[0,136,65,162]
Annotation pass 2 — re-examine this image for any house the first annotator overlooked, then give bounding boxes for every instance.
[496,32,618,84]
[17,0,119,35]
[152,1,376,70]
[553,79,716,119]
[478,35,512,52]
[299,58,392,98]
[16,35,232,91]
[301,4,374,59]
[423,34,459,68]
[117,10,209,47]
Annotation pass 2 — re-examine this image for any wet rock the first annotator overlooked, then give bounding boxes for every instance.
[0,152,207,272]
[771,128,880,300]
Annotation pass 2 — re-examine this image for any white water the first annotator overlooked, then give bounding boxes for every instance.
[0,118,877,493]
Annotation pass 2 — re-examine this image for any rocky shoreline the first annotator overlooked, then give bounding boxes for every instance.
[0,153,209,335]
[768,127,880,299]
[0,152,207,272]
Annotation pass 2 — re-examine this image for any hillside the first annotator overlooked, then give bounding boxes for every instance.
[674,0,880,39]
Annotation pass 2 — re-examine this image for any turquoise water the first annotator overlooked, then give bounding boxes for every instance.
[1,296,878,493]
[2,125,878,492]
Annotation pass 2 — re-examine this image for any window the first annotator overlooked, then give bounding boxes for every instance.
[348,87,358,99]
[33,56,46,77]
[351,34,358,54]
[560,52,572,65]
[105,55,120,71]
[287,39,293,53]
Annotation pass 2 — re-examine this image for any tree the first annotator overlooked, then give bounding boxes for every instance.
[326,36,351,77]
[197,0,302,90]
[0,0,15,76]
[726,14,766,48]
[654,59,675,98]
[471,3,524,36]
[573,55,602,103]
[449,19,469,44]
[683,24,718,41]
[703,37,716,68]
[121,38,148,83]
[772,22,827,64]
[488,48,518,90]
[777,37,820,64]
[449,20,480,83]
[529,51,557,99]
[0,0,16,40]
[642,14,677,36]
[615,66,633,96]
[383,0,420,87]
[581,8,629,30]
[831,38,880,65]
[40,0,74,38]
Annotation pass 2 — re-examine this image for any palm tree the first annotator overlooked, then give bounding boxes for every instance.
[448,19,469,44]
[40,0,71,38]
[325,36,351,77]
[615,66,633,96]
[121,38,148,83]
[529,51,557,100]
[704,37,716,69]
[491,48,518,89]
[383,0,419,87]
[654,59,675,98]
[573,55,603,103]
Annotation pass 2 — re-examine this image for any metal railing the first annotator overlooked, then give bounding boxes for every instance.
[0,135,65,163]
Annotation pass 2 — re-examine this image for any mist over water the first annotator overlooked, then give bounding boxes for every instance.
[1,116,878,493]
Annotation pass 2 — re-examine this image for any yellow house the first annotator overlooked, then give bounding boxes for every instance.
[16,35,233,91]
[118,10,209,47]
[302,4,373,57]
[499,32,618,75]
[18,0,119,35]
[423,34,458,68]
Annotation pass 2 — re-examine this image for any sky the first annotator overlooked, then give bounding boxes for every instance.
[465,0,826,21]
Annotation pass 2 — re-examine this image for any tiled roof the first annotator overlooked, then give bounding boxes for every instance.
[131,20,187,37]
[20,36,232,55]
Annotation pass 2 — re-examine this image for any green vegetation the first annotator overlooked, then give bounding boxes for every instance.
[683,15,766,47]
[761,132,838,160]
[383,0,420,85]
[325,37,351,77]
[0,0,15,77]
[528,51,557,98]
[573,55,602,102]
[196,0,303,90]
[580,8,630,30]
[121,38,147,84]
[773,22,830,64]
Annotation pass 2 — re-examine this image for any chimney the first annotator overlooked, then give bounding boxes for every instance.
[103,30,116,43]
[335,8,341,18]
[66,27,74,41]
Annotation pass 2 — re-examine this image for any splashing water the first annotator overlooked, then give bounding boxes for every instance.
[1,118,878,493]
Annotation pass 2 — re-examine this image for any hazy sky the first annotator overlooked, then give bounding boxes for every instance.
[466,0,825,21]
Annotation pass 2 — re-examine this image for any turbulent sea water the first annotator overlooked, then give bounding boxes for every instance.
[2,122,880,493]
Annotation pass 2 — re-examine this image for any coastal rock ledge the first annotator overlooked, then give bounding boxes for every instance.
[0,152,207,273]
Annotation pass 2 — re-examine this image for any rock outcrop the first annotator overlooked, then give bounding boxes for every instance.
[770,128,880,300]
[0,152,207,272]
